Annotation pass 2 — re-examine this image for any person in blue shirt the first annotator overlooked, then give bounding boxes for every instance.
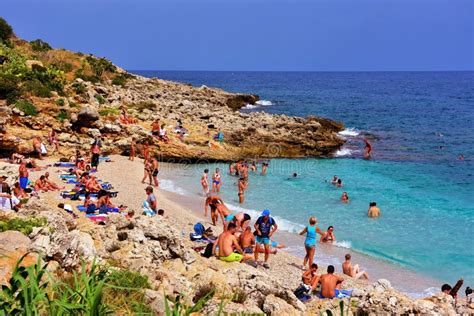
[254,209,278,268]
[299,216,323,269]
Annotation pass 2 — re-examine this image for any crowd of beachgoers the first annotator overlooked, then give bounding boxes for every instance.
[0,124,470,304]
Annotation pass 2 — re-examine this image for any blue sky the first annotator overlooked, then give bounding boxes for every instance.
[2,0,473,71]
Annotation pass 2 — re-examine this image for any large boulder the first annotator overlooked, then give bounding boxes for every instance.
[74,106,100,128]
[0,230,38,283]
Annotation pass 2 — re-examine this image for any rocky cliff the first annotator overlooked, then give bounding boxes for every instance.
[0,31,345,161]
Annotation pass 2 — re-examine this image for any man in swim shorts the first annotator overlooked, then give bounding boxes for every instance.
[18,160,29,192]
[213,223,251,263]
[320,265,344,299]
[342,254,369,280]
[254,209,278,268]
[239,226,255,254]
[151,157,159,187]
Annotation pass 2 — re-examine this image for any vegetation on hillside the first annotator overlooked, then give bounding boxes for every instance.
[0,16,132,107]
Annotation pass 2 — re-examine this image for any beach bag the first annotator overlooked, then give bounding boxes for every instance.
[86,204,97,214]
[194,222,205,236]
[202,242,214,258]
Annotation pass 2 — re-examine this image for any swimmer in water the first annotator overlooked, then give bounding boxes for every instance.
[368,202,381,218]
[200,169,210,196]
[364,139,372,158]
[458,154,465,161]
[331,175,338,185]
[287,172,298,180]
[341,192,349,202]
[261,162,268,176]
[337,179,343,188]
[238,177,247,204]
[320,226,336,243]
[212,168,222,193]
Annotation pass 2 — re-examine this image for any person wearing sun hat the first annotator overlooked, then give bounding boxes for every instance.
[254,209,278,268]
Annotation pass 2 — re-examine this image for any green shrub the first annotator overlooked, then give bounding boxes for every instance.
[75,69,100,83]
[52,61,73,72]
[128,101,156,111]
[0,73,20,103]
[30,39,52,52]
[14,100,38,116]
[69,101,78,108]
[231,288,247,304]
[72,81,86,94]
[111,75,126,86]
[23,80,52,97]
[85,56,116,77]
[0,216,46,235]
[98,108,119,116]
[94,93,106,104]
[0,17,13,42]
[55,98,65,106]
[56,109,69,122]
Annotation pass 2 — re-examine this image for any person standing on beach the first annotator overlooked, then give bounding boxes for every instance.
[142,158,152,185]
[204,195,226,225]
[342,254,369,280]
[201,169,209,196]
[364,139,372,159]
[237,177,247,204]
[254,209,278,268]
[212,168,222,193]
[18,160,29,193]
[368,202,381,218]
[144,186,157,214]
[129,137,136,161]
[151,157,159,187]
[142,141,150,161]
[299,216,322,269]
[90,136,102,171]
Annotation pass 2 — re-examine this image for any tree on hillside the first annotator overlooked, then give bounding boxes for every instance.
[0,17,13,42]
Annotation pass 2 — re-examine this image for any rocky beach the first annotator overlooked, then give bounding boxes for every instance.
[1,18,473,315]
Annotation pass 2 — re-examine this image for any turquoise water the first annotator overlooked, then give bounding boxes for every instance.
[134,71,474,291]
[161,158,473,288]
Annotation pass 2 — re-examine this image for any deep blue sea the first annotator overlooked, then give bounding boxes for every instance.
[134,71,474,292]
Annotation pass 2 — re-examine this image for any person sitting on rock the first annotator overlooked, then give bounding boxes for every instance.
[159,124,169,143]
[320,265,344,299]
[302,263,320,292]
[213,222,252,263]
[44,172,64,190]
[342,254,369,280]
[34,175,49,192]
[239,226,255,254]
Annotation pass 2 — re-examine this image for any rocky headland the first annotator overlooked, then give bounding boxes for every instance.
[0,25,345,162]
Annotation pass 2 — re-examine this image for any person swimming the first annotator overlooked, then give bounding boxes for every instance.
[331,175,338,185]
[336,179,343,188]
[287,173,298,180]
[320,226,336,243]
[341,192,349,202]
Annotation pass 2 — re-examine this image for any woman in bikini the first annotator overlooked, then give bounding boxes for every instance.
[212,168,222,193]
[201,169,209,196]
[320,226,336,243]
[142,158,152,185]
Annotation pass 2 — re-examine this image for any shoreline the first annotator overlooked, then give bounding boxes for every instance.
[154,160,442,298]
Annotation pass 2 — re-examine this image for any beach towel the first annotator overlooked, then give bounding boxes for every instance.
[142,200,156,216]
[54,162,75,168]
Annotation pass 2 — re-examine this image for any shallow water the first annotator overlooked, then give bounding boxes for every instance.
[134,70,474,294]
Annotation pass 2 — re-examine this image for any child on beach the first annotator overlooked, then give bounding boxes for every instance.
[299,216,323,269]
[302,263,320,292]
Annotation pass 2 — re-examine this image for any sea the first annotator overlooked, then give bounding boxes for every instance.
[133,71,474,296]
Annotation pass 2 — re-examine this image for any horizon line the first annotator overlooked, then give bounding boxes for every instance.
[129,69,474,73]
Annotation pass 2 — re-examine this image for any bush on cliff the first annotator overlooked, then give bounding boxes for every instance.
[85,55,116,77]
[0,73,20,103]
[0,215,46,235]
[14,100,38,116]
[94,93,106,104]
[30,39,52,52]
[0,17,13,43]
[111,74,127,86]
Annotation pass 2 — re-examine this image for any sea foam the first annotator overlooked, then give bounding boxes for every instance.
[334,148,353,157]
[255,100,273,106]
[338,128,360,137]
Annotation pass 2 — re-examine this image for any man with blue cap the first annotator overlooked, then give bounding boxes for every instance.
[254,209,278,268]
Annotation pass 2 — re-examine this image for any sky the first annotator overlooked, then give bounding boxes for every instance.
[2,0,473,71]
